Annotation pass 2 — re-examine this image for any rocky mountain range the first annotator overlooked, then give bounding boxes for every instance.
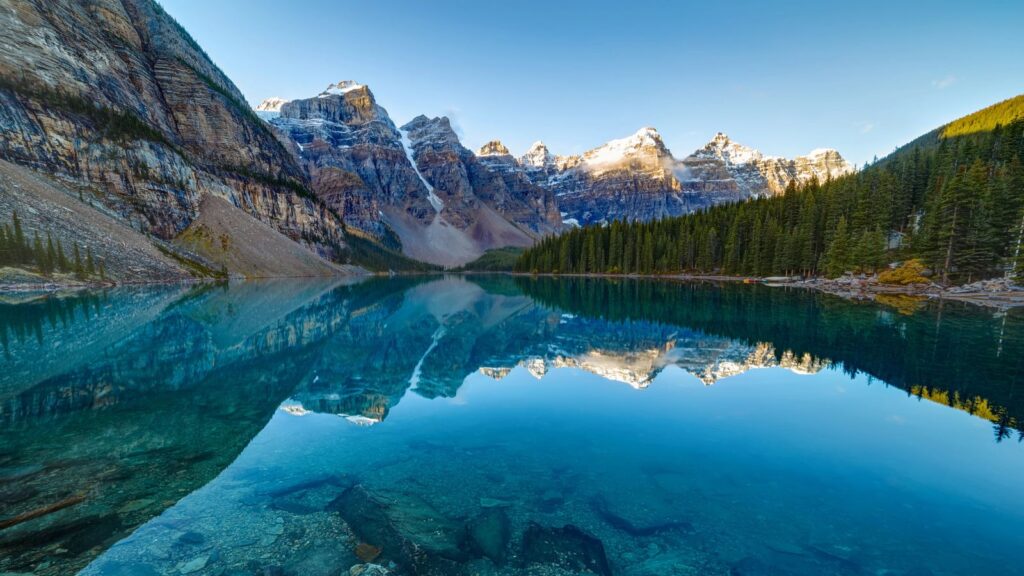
[0,0,853,276]
[260,82,854,256]
[259,82,562,266]
[479,128,854,226]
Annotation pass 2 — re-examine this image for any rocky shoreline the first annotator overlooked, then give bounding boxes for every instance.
[508,271,1024,310]
[774,275,1024,310]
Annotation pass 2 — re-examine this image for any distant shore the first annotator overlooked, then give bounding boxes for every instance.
[507,271,1024,309]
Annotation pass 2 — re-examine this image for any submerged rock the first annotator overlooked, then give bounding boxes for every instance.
[589,495,693,537]
[178,555,208,574]
[466,507,510,566]
[730,549,862,576]
[478,497,512,508]
[349,564,390,576]
[328,485,470,573]
[355,542,382,563]
[521,522,613,576]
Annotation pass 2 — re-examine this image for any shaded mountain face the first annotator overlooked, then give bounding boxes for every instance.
[264,86,561,266]
[0,0,346,261]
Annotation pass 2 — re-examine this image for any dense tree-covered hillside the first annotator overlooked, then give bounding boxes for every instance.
[516,96,1024,283]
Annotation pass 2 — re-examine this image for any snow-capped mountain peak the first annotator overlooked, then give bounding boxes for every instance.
[255,97,287,112]
[581,126,671,169]
[319,80,366,97]
[804,147,834,158]
[696,132,765,165]
[520,141,556,169]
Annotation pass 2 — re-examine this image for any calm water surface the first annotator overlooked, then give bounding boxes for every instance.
[1,277,1022,576]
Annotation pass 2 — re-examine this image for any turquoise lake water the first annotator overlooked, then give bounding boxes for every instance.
[1,277,1022,575]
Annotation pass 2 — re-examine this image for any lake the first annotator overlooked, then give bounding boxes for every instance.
[1,277,1022,576]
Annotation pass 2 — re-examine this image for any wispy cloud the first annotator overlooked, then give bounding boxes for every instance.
[444,107,465,140]
[858,122,876,134]
[932,75,957,89]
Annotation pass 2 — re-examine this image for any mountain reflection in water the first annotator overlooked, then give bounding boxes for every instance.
[1,276,1022,576]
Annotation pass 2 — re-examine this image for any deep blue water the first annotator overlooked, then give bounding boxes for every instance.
[1,277,1022,576]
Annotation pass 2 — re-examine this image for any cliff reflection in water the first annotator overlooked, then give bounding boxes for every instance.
[2,276,1023,575]
[0,279,403,575]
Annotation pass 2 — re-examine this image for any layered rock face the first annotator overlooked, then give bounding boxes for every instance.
[0,0,344,263]
[265,86,561,266]
[268,82,435,241]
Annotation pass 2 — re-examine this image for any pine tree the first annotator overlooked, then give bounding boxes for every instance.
[73,243,85,279]
[56,239,68,272]
[825,217,851,277]
[85,246,96,276]
[12,211,26,264]
[45,232,57,274]
[32,232,46,273]
[0,225,7,267]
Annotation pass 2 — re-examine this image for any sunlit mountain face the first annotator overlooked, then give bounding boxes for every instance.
[2,278,1023,575]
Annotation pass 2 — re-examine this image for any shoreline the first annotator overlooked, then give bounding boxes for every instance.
[4,269,1023,310]
[0,268,440,294]
[505,271,1024,310]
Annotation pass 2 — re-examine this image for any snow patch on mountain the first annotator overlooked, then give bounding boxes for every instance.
[696,132,765,165]
[319,80,365,98]
[255,96,287,111]
[520,141,556,169]
[581,127,667,170]
[399,127,443,212]
[254,97,287,120]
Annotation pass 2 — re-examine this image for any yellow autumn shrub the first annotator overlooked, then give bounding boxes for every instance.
[877,259,929,285]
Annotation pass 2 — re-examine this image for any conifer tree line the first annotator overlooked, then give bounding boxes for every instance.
[516,114,1024,283]
[0,212,106,280]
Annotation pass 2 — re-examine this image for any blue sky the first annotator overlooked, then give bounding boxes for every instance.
[161,0,1023,166]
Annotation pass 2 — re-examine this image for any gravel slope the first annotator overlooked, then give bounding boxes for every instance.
[0,159,190,285]
[175,194,359,278]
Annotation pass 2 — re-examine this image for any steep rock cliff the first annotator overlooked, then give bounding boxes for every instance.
[264,84,560,266]
[0,0,346,270]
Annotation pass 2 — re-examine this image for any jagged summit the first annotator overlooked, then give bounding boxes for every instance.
[255,97,288,112]
[680,132,855,198]
[520,141,556,169]
[631,126,665,143]
[478,140,511,156]
[802,147,847,161]
[694,132,764,165]
[319,80,366,97]
[401,115,464,149]
[577,126,672,171]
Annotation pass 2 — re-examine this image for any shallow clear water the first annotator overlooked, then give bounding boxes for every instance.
[1,277,1023,576]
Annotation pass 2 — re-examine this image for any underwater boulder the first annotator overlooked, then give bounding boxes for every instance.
[589,494,693,537]
[466,507,510,565]
[328,485,472,574]
[521,522,613,576]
